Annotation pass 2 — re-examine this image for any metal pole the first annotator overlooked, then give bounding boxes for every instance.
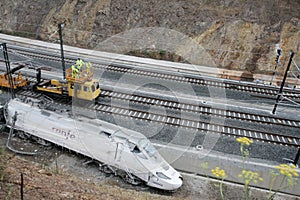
[1,43,15,99]
[270,49,282,85]
[58,23,66,80]
[272,51,294,114]
[293,148,300,166]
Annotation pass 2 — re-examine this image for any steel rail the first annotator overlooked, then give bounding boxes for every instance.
[8,74,300,130]
[89,103,300,148]
[100,89,300,128]
[7,46,300,101]
[14,90,300,148]
[5,69,299,132]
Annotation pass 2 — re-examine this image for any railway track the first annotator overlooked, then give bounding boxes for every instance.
[100,90,300,128]
[7,45,300,102]
[13,75,300,129]
[14,89,300,148]
[90,103,300,148]
[3,43,300,148]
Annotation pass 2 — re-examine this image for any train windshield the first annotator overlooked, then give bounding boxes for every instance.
[138,139,157,158]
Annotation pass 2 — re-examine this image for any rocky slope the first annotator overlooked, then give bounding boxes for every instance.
[0,0,300,74]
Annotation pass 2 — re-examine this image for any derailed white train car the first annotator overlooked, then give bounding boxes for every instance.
[4,98,182,190]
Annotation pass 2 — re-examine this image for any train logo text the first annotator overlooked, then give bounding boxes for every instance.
[52,127,75,140]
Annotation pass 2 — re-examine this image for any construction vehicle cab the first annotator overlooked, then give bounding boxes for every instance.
[66,63,100,100]
[68,79,100,100]
[36,62,100,101]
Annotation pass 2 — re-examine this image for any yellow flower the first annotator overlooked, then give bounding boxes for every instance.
[211,167,226,179]
[201,162,209,171]
[236,137,253,146]
[275,164,299,178]
[238,170,263,185]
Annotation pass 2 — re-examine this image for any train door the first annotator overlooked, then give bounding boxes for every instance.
[68,82,82,99]
[74,84,82,98]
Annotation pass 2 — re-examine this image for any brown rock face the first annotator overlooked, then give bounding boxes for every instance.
[0,0,300,73]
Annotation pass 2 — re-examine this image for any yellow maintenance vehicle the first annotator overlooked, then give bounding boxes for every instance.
[0,65,27,89]
[36,61,100,101]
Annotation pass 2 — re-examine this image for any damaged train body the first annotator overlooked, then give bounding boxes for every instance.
[4,98,183,190]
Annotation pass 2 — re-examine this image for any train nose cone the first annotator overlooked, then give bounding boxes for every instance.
[171,176,183,190]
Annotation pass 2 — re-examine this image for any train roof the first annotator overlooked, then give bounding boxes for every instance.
[7,98,146,145]
[76,115,146,143]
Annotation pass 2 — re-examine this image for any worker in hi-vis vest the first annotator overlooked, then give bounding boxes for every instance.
[71,65,79,78]
[76,58,84,71]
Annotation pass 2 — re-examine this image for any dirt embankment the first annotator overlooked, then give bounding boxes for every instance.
[0,145,184,200]
[1,134,299,200]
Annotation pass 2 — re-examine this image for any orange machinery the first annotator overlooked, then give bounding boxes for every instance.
[36,63,100,101]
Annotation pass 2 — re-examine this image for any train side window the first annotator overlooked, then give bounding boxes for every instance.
[84,86,90,92]
[70,83,74,89]
[95,82,99,89]
[91,85,95,92]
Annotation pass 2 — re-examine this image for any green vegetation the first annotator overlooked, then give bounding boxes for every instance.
[205,137,299,199]
[268,164,299,199]
[211,166,227,200]
[238,169,263,200]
